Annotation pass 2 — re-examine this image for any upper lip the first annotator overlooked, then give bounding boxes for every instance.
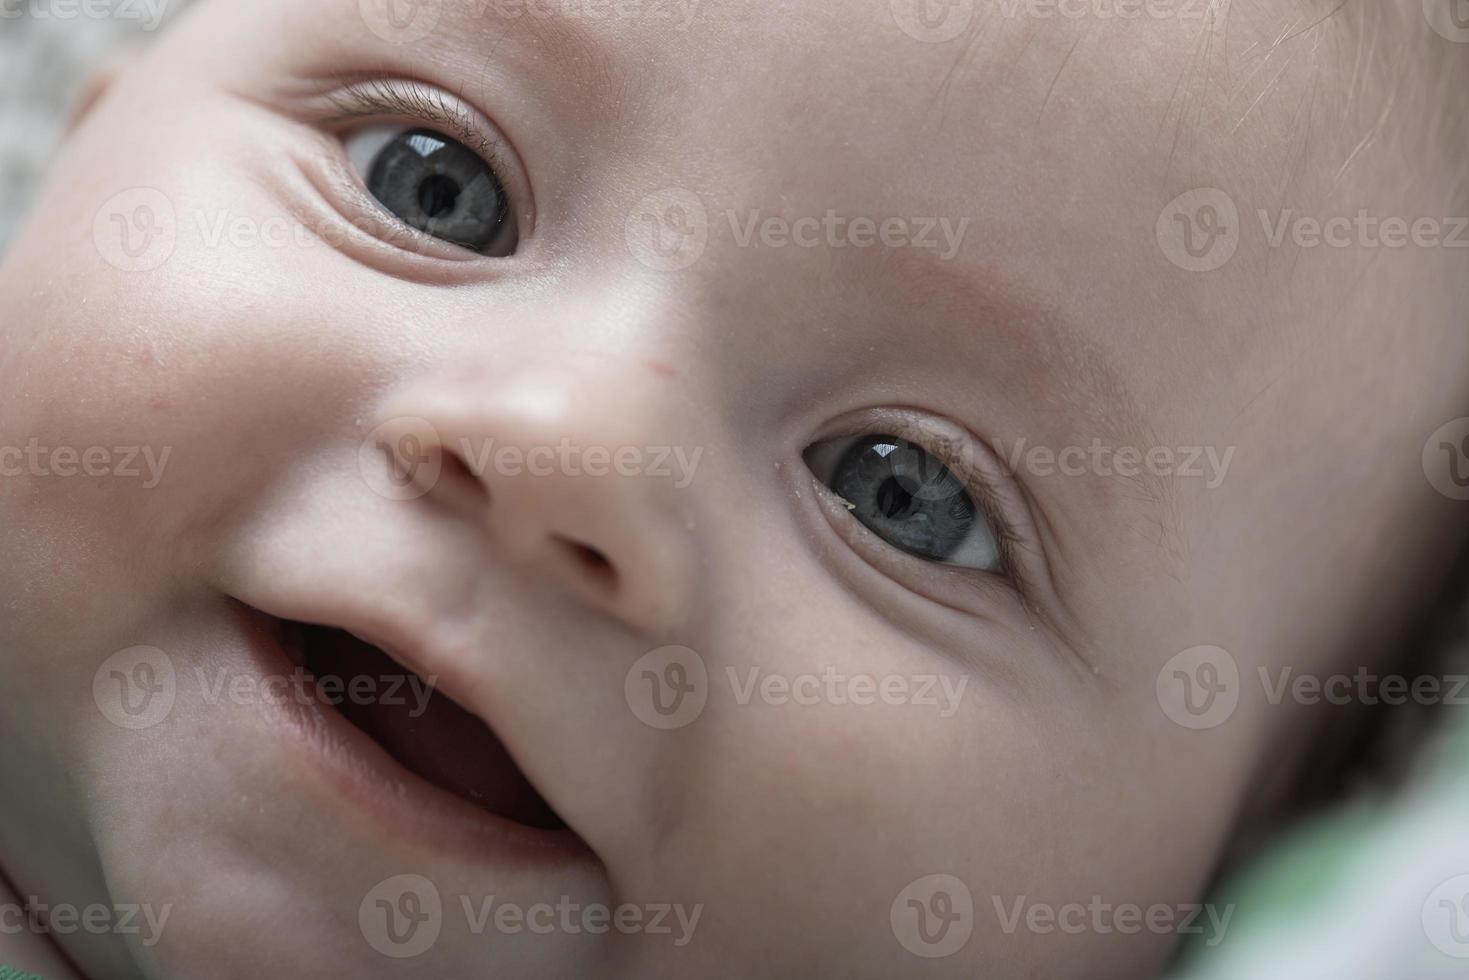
[251,589,499,737]
[328,609,491,727]
[233,587,588,863]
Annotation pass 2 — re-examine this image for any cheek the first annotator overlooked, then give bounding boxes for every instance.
[661,581,1236,963]
[0,77,398,544]
[0,193,386,593]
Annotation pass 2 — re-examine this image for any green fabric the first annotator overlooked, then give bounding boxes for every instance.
[1169,709,1469,979]
[0,966,47,980]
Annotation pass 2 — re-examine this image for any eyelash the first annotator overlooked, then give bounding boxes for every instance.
[321,79,515,195]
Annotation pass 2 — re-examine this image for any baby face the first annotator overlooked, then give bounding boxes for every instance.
[0,0,1464,976]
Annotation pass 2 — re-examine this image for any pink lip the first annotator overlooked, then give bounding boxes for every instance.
[231,601,594,871]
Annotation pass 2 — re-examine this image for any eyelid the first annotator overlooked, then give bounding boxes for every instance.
[311,78,534,239]
[322,79,499,158]
[805,413,1028,589]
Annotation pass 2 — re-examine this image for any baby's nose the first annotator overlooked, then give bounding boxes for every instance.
[371,362,702,634]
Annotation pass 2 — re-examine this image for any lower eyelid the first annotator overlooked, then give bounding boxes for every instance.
[804,429,1018,567]
[279,146,501,275]
[801,410,1050,593]
[806,470,1023,615]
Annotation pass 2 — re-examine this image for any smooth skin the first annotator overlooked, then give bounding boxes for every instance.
[0,0,1465,977]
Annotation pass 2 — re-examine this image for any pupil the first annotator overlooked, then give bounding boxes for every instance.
[417,174,461,218]
[876,477,914,519]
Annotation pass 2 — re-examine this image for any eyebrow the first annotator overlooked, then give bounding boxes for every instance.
[442,2,633,126]
[865,244,1185,561]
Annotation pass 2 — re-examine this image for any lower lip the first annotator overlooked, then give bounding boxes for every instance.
[234,604,594,871]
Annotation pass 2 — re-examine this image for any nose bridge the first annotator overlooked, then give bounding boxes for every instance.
[435,351,692,467]
[474,361,691,523]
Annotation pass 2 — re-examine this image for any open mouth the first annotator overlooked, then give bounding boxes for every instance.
[269,617,567,832]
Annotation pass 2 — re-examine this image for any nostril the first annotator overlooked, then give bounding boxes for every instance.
[427,450,490,517]
[555,536,618,593]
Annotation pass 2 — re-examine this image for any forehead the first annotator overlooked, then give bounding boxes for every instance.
[408,0,1331,159]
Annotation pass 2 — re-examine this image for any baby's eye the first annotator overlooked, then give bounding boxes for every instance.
[813,435,1001,571]
[344,125,517,256]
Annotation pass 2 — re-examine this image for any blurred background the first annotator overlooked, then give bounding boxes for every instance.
[0,0,192,247]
